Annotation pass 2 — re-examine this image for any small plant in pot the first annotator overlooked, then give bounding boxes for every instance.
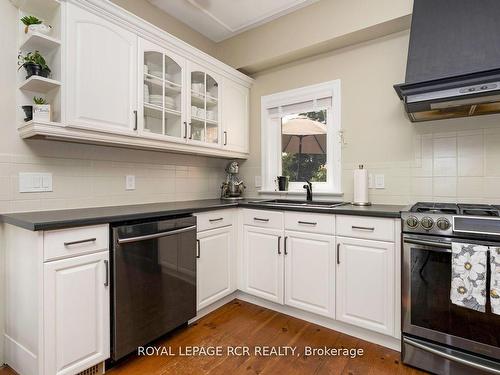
[20,15,52,35]
[22,97,51,122]
[18,51,51,79]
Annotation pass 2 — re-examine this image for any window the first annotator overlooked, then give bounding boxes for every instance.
[261,80,342,193]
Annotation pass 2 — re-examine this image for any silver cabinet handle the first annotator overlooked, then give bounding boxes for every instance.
[64,238,96,246]
[104,260,109,287]
[209,218,224,222]
[117,225,196,244]
[277,236,282,255]
[196,239,201,258]
[188,122,193,140]
[224,131,227,146]
[254,217,269,222]
[284,236,288,255]
[352,226,375,231]
[298,221,317,226]
[337,243,340,264]
[133,110,138,131]
[403,337,500,374]
[183,121,188,139]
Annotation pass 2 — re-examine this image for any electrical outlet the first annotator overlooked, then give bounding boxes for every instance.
[19,173,53,192]
[255,175,262,188]
[368,173,374,189]
[375,174,385,189]
[125,175,136,190]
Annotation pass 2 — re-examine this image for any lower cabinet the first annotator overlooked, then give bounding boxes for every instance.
[197,225,235,310]
[43,251,110,375]
[284,231,335,318]
[242,225,284,304]
[335,236,395,336]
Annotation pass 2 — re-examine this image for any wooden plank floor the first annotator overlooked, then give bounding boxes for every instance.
[0,299,428,375]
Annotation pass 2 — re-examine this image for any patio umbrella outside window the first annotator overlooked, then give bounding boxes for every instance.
[281,115,327,181]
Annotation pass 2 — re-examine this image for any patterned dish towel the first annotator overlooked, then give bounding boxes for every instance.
[490,247,500,315]
[451,242,488,312]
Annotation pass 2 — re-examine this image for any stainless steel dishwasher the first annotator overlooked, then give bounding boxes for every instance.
[110,215,197,361]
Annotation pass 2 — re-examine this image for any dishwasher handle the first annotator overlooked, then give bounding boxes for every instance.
[117,225,197,244]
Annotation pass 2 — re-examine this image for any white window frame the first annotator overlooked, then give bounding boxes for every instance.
[260,80,342,194]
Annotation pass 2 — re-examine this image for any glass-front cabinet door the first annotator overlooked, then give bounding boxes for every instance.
[188,63,221,147]
[139,38,186,141]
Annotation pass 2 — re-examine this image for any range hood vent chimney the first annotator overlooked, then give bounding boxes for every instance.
[394,0,500,122]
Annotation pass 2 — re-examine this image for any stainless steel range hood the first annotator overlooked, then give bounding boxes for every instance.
[394,0,500,122]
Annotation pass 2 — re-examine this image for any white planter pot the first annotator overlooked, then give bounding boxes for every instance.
[33,104,51,122]
[28,24,52,35]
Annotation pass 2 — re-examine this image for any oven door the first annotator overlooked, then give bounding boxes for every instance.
[403,234,500,360]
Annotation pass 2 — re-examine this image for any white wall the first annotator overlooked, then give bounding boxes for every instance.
[239,30,500,204]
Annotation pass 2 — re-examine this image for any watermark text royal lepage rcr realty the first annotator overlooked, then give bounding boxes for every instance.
[138,346,364,358]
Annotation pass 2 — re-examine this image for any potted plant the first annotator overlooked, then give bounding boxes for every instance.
[20,15,51,35]
[22,97,51,122]
[18,51,51,79]
[33,97,51,122]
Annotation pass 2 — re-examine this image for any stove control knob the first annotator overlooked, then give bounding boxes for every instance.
[436,218,451,230]
[420,217,434,230]
[406,216,419,228]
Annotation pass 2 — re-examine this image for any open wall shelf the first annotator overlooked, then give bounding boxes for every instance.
[19,76,61,93]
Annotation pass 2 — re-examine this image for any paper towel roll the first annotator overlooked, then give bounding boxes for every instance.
[353,165,370,205]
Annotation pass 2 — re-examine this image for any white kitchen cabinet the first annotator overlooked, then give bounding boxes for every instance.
[139,37,186,142]
[284,231,335,318]
[336,236,395,336]
[197,226,234,310]
[65,2,138,133]
[187,62,222,148]
[221,78,249,153]
[3,223,110,375]
[243,225,284,304]
[44,251,110,375]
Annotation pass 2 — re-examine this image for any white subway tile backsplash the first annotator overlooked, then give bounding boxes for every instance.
[433,137,457,158]
[433,158,457,177]
[433,177,457,197]
[458,156,483,177]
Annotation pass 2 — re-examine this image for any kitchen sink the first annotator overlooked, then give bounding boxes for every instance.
[247,199,348,209]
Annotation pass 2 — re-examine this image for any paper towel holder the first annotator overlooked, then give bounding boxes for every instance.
[352,165,372,206]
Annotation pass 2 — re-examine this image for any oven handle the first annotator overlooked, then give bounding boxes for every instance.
[117,225,197,244]
[404,337,500,374]
[404,238,452,252]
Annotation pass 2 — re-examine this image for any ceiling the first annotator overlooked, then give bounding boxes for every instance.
[148,0,319,42]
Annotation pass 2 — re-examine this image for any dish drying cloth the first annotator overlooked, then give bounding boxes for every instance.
[451,242,488,312]
[490,247,500,314]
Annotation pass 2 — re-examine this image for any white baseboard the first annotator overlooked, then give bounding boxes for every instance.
[4,334,38,375]
[193,291,401,352]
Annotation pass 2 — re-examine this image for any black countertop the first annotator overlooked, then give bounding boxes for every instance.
[0,199,407,231]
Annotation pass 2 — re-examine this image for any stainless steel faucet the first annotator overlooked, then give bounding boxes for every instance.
[303,180,312,201]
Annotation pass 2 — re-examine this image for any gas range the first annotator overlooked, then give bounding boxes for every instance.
[402,202,500,237]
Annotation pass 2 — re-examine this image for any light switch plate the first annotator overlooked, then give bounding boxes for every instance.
[19,172,53,192]
[375,174,385,189]
[125,175,136,190]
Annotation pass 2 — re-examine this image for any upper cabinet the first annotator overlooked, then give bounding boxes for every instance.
[222,78,249,153]
[139,38,186,141]
[65,3,138,133]
[188,63,221,147]
[17,1,252,159]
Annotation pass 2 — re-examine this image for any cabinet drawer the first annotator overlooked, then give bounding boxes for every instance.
[284,211,334,235]
[336,215,395,242]
[196,210,234,232]
[44,224,109,261]
[243,209,283,229]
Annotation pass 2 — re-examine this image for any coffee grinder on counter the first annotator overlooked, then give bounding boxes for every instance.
[220,161,246,200]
